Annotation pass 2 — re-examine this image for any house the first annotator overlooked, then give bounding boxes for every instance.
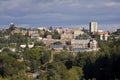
[37,27,45,30]
[40,31,45,37]
[60,33,73,45]
[74,29,84,38]
[29,30,38,36]
[56,27,63,34]
[11,28,21,34]
[65,29,74,34]
[88,39,98,49]
[98,31,109,41]
[31,33,40,39]
[28,43,34,48]
[21,30,27,35]
[4,35,10,39]
[20,44,26,48]
[61,33,73,40]
[47,35,52,40]
[42,39,54,46]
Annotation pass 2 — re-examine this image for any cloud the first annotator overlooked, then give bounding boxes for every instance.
[0,0,120,27]
[104,1,120,7]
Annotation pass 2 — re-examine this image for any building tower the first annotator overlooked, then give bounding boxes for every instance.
[89,21,98,33]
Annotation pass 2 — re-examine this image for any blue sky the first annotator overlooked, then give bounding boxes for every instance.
[0,0,120,30]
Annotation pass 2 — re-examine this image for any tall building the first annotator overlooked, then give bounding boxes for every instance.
[89,21,98,33]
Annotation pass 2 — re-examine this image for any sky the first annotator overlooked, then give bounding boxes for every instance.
[0,0,120,30]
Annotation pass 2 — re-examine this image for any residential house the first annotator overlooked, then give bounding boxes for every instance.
[40,31,45,38]
[42,38,55,46]
[61,33,73,40]
[21,30,27,35]
[11,28,21,34]
[74,29,84,38]
[47,34,52,40]
[98,31,109,41]
[29,30,38,36]
[37,27,44,30]
[31,33,40,39]
[56,27,63,34]
[88,39,98,49]
[65,29,74,34]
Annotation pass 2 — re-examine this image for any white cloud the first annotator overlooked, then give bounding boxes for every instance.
[0,15,15,19]
[0,0,120,26]
[104,2,120,7]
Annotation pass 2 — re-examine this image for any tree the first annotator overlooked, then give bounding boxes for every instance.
[46,62,67,80]
[83,61,96,79]
[53,41,62,45]
[52,30,60,39]
[23,47,43,72]
[40,51,51,64]
[34,41,46,46]
[44,31,52,38]
[9,23,16,32]
[65,66,83,80]
[0,51,25,78]
[65,59,73,69]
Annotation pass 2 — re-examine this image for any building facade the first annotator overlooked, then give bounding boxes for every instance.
[71,39,89,48]
[74,29,84,38]
[61,33,73,40]
[89,21,98,33]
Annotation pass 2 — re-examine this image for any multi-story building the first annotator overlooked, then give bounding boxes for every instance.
[88,39,98,49]
[98,31,109,41]
[56,27,63,34]
[71,39,98,52]
[89,21,98,33]
[60,33,73,45]
[74,29,84,38]
[71,39,89,48]
[31,33,40,39]
[65,29,74,34]
[61,33,73,40]
[29,30,38,36]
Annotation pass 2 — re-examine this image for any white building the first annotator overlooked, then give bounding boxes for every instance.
[61,33,73,40]
[100,35,103,40]
[89,21,98,33]
[74,29,84,38]
[56,28,63,34]
[89,39,98,50]
[104,34,109,41]
[71,39,89,48]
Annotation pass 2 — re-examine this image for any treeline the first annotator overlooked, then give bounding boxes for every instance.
[0,39,120,80]
[83,39,120,80]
